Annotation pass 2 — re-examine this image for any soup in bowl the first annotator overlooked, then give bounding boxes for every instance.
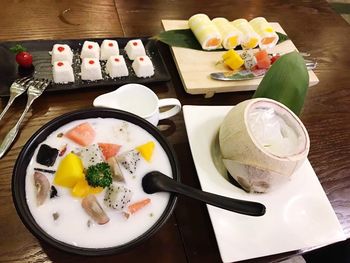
[12,108,179,255]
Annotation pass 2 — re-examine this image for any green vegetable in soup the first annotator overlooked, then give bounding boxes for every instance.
[86,162,113,188]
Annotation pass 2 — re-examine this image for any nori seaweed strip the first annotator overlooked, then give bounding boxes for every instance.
[34,168,56,174]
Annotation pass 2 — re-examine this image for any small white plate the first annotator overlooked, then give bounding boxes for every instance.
[183,105,345,263]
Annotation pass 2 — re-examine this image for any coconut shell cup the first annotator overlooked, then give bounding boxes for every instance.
[12,108,179,255]
[219,98,310,193]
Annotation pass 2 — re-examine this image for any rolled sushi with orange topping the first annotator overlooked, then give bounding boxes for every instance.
[188,14,222,50]
[232,18,260,49]
[212,17,242,50]
[249,17,279,49]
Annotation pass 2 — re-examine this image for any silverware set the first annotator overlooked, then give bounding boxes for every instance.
[0,77,50,158]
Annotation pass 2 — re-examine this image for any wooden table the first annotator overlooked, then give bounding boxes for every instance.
[0,0,349,262]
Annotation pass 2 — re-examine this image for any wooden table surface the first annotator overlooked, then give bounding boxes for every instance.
[0,0,349,262]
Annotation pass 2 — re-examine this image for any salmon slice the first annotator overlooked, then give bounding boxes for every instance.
[98,143,121,160]
[261,37,276,45]
[65,122,95,146]
[206,38,221,48]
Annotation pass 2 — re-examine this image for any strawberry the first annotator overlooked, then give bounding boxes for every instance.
[10,44,33,68]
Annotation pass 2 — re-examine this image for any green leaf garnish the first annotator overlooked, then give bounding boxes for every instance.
[9,44,27,54]
[253,51,309,116]
[86,162,112,188]
[151,29,289,51]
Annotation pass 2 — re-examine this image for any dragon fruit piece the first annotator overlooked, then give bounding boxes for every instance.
[241,49,257,69]
[117,149,140,174]
[76,144,104,168]
[104,183,133,211]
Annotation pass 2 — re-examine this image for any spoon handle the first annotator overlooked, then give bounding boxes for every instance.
[145,172,266,216]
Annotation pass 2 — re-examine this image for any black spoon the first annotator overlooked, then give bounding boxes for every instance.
[142,171,266,217]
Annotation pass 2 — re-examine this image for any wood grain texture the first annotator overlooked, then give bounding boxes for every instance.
[0,0,124,41]
[0,0,349,262]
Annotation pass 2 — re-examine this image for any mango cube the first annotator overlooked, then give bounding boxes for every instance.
[222,49,244,70]
[72,178,103,197]
[54,153,84,188]
[136,141,155,162]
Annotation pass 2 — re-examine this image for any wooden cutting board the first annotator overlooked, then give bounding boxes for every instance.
[162,20,319,98]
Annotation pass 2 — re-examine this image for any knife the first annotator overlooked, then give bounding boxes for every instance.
[210,59,317,81]
[210,69,268,81]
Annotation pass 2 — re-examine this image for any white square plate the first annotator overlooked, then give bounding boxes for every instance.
[183,105,345,263]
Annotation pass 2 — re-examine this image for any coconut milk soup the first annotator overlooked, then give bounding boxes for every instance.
[25,118,172,248]
[248,105,302,157]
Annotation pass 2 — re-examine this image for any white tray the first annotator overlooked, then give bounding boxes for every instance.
[183,105,345,262]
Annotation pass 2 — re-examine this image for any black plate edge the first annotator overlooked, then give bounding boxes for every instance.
[0,37,171,97]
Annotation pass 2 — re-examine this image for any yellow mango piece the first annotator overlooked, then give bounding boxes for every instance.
[71,178,103,197]
[265,27,274,33]
[136,141,155,162]
[243,38,259,49]
[72,179,90,197]
[54,153,84,188]
[228,36,238,48]
[89,185,103,194]
[222,50,244,70]
[222,49,236,60]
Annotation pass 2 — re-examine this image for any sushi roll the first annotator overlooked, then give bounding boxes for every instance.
[188,14,222,50]
[249,17,279,49]
[232,19,260,49]
[212,17,242,50]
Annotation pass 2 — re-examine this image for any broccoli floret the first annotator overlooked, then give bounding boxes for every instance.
[86,162,112,188]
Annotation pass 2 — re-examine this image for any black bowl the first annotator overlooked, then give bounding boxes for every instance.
[12,108,180,256]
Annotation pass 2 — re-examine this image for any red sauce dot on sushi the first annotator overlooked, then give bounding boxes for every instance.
[57,62,64,66]
[133,42,138,46]
[114,58,120,62]
[139,57,144,61]
[88,45,93,49]
[89,60,95,65]
[108,43,114,47]
[58,46,65,52]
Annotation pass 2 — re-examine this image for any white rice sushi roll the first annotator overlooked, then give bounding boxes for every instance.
[232,18,260,49]
[188,14,222,50]
[249,17,279,49]
[212,17,242,50]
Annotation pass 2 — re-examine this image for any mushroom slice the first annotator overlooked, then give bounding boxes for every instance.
[107,156,125,182]
[82,195,110,225]
[34,172,50,206]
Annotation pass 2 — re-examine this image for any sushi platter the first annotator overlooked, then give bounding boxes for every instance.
[0,37,170,97]
[162,19,319,98]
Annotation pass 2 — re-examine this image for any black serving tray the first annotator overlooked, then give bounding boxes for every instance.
[0,37,171,97]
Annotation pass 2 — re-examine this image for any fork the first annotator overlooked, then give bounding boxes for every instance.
[0,79,50,159]
[0,77,32,122]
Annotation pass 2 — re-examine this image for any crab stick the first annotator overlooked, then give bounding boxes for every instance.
[212,17,242,50]
[249,17,279,49]
[188,14,222,50]
[232,19,260,49]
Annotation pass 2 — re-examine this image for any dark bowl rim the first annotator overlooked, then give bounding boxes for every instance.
[12,107,180,256]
